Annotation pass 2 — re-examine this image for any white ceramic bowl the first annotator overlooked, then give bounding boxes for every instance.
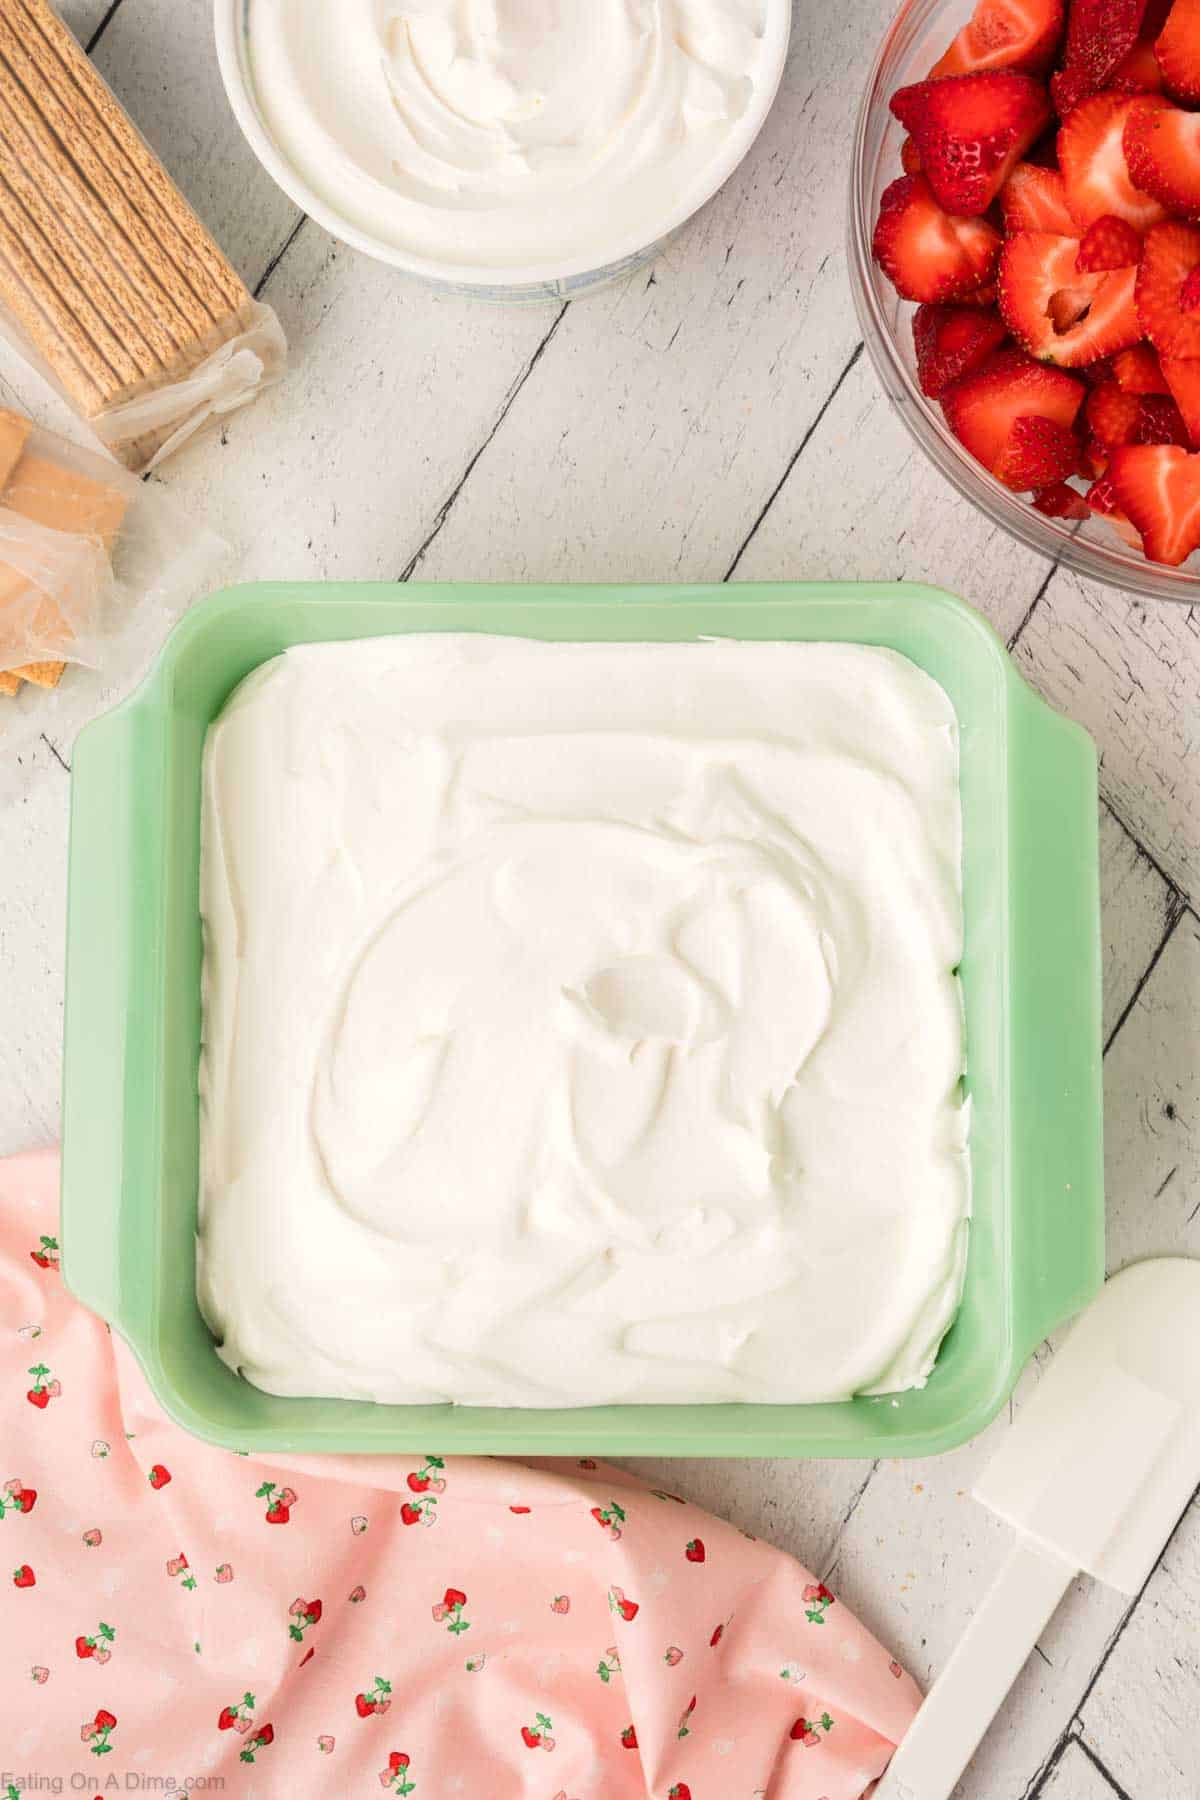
[215,0,793,302]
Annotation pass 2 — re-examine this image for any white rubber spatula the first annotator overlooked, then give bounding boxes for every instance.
[875,1257,1200,1800]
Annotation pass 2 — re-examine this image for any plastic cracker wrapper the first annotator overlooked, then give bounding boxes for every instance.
[0,0,286,472]
[0,406,227,720]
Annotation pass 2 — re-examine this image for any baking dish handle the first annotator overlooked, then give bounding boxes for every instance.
[1006,674,1105,1360]
[60,700,159,1348]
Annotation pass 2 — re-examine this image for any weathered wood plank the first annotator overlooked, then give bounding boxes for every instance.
[1037,1740,1126,1799]
[1016,571,1200,908]
[1079,1498,1200,1798]
[729,352,1053,645]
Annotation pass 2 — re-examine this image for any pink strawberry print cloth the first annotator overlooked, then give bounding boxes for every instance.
[0,1148,919,1796]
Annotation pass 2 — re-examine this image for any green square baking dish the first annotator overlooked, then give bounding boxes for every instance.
[61,581,1104,1457]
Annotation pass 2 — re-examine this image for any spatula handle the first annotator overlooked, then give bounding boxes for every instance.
[874,1535,1077,1800]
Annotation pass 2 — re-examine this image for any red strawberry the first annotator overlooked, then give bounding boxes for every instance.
[30,1252,51,1269]
[791,1718,808,1740]
[1110,440,1200,558]
[872,175,1001,302]
[1111,35,1168,90]
[265,1503,290,1524]
[13,1564,34,1587]
[256,1724,274,1745]
[1161,352,1200,440]
[685,1539,706,1563]
[1137,392,1190,441]
[941,347,1086,482]
[1058,95,1167,231]
[305,1599,323,1622]
[620,1725,638,1750]
[1137,221,1200,356]
[1076,214,1143,271]
[16,1488,36,1513]
[1000,161,1079,233]
[388,1753,411,1772]
[1123,97,1200,217]
[1000,231,1141,363]
[618,1597,639,1621]
[1156,0,1200,103]
[1033,479,1091,513]
[929,0,1064,75]
[356,1693,376,1718]
[998,413,1085,484]
[406,1473,430,1493]
[400,1504,421,1527]
[148,1464,171,1490]
[520,1726,542,1748]
[94,1709,117,1731]
[1086,379,1143,446]
[669,1786,694,1800]
[509,1505,531,1514]
[1112,342,1170,390]
[218,1706,238,1730]
[913,302,1009,396]
[1052,0,1154,113]
[890,72,1052,215]
[711,1622,725,1646]
[76,1637,94,1659]
[26,1388,49,1409]
[443,1588,467,1608]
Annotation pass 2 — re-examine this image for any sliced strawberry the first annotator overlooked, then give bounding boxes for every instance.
[1082,354,1116,384]
[1136,220,1200,356]
[1110,35,1167,91]
[1109,440,1200,559]
[1183,267,1200,310]
[1058,95,1168,230]
[913,302,1010,395]
[901,136,924,175]
[1111,341,1171,389]
[1076,214,1143,271]
[1086,470,1144,542]
[1033,479,1091,513]
[1000,161,1080,233]
[1085,378,1142,445]
[941,346,1086,485]
[1136,392,1191,441]
[997,413,1084,484]
[890,73,1052,215]
[1161,351,1200,441]
[1051,0,1152,114]
[1000,231,1142,364]
[1155,0,1200,104]
[1123,97,1200,218]
[872,175,1002,302]
[930,0,1065,75]
[1082,433,1110,474]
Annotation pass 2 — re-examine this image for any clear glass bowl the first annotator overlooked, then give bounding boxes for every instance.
[849,0,1200,602]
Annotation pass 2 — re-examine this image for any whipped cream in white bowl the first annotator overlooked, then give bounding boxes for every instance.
[216,0,792,298]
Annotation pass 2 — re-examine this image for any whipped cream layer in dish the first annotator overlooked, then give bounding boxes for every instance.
[245,0,789,276]
[198,635,970,1408]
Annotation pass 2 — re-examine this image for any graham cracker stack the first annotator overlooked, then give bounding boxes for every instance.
[0,0,284,470]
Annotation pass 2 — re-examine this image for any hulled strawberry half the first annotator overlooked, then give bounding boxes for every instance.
[941,347,1085,484]
[891,72,1052,214]
[1000,230,1141,361]
[930,0,1065,76]
[870,0,1200,566]
[872,175,1001,301]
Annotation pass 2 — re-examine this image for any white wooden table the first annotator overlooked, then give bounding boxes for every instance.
[1,5,1197,1796]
